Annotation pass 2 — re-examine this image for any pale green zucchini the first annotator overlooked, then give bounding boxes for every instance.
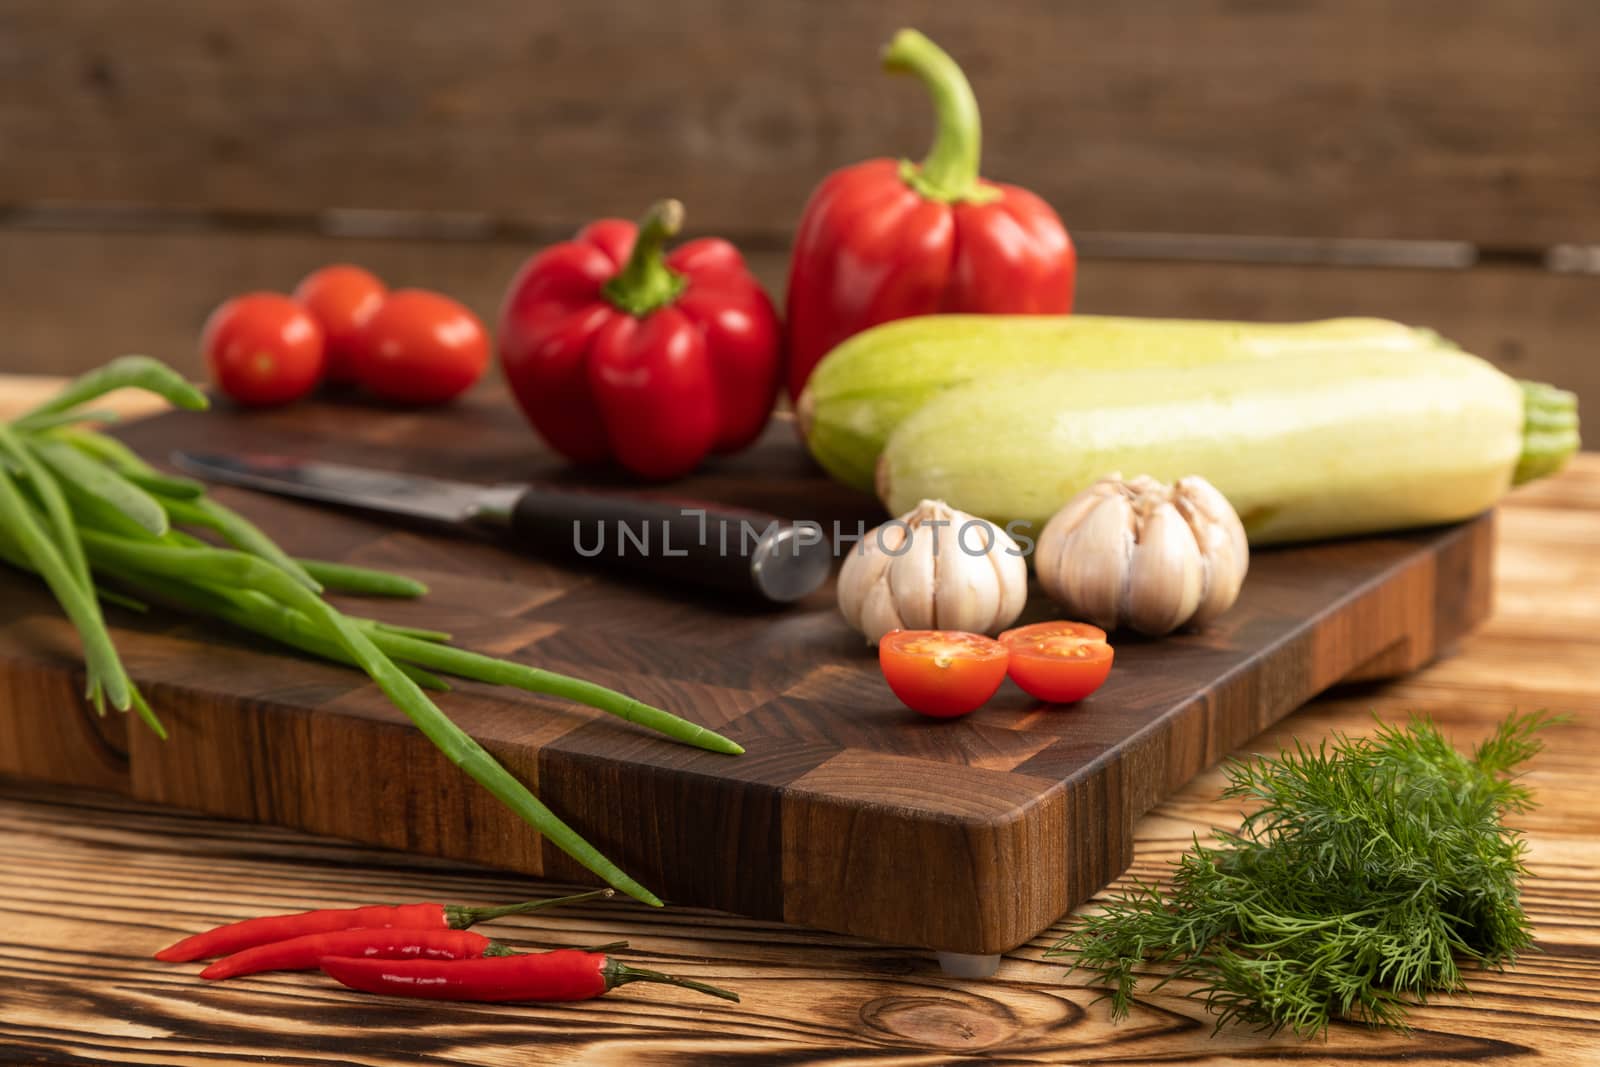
[877,348,1578,546]
[799,314,1442,491]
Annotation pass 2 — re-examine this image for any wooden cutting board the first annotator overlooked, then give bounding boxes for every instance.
[0,392,1493,955]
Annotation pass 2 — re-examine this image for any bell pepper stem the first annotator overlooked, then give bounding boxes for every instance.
[602,200,689,316]
[882,29,997,204]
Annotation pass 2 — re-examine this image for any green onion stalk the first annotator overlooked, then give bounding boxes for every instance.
[0,356,746,906]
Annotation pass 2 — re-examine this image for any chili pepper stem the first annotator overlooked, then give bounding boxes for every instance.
[881,29,999,205]
[601,200,689,316]
[486,938,626,956]
[446,888,614,927]
[603,959,740,1003]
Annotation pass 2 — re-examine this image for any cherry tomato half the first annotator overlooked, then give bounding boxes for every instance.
[352,289,489,405]
[879,630,1009,719]
[293,264,387,385]
[201,292,325,408]
[998,621,1114,704]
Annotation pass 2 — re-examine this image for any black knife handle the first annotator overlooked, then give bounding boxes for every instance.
[507,487,834,602]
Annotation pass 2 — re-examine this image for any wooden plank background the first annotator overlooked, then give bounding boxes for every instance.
[1,0,1596,408]
[6,0,1599,241]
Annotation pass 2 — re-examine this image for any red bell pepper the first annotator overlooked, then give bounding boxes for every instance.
[498,200,782,480]
[785,29,1075,401]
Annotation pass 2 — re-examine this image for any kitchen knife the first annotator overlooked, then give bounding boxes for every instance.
[170,452,835,603]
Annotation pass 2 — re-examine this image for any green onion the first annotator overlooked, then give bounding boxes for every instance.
[52,428,208,500]
[298,558,429,598]
[31,437,170,536]
[0,466,136,716]
[370,630,744,756]
[125,469,207,499]
[79,530,661,907]
[359,619,453,643]
[14,409,122,432]
[14,356,206,430]
[0,423,92,590]
[97,587,150,613]
[0,524,146,615]
[1,356,744,912]
[107,574,450,692]
[154,494,321,592]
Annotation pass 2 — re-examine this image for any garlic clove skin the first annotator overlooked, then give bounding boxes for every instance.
[1035,487,1102,604]
[1035,473,1249,635]
[1175,475,1250,625]
[1054,488,1136,632]
[1124,499,1204,634]
[936,521,1003,634]
[837,499,1028,644]
[838,517,905,631]
[858,578,908,641]
[986,519,1029,627]
[887,517,940,630]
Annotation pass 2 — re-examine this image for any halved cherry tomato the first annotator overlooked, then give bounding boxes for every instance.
[201,292,325,408]
[351,289,489,405]
[998,621,1114,704]
[293,264,387,385]
[879,630,1009,719]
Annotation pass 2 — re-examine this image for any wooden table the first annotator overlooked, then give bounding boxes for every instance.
[2,376,1597,1064]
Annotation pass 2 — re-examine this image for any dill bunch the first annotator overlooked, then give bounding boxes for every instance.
[1048,711,1557,1037]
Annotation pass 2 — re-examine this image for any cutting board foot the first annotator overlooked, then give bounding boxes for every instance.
[936,952,1002,978]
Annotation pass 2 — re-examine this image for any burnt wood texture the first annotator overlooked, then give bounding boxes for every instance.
[0,393,1495,954]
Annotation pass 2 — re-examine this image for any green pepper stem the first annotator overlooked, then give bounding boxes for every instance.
[447,888,614,928]
[603,959,741,1002]
[882,29,997,204]
[602,200,688,316]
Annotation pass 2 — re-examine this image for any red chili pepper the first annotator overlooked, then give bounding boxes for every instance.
[154,888,610,963]
[784,28,1075,401]
[199,927,507,980]
[320,949,739,1003]
[497,199,783,481]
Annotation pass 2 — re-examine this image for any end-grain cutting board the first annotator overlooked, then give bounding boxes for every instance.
[0,392,1493,955]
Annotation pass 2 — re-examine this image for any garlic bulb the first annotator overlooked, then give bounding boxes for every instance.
[838,499,1028,644]
[1035,474,1248,635]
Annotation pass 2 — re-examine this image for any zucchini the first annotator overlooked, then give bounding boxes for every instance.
[877,348,1578,545]
[799,314,1442,491]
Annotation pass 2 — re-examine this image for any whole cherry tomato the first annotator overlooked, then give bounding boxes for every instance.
[351,290,489,405]
[201,292,325,408]
[998,621,1114,704]
[879,630,1009,719]
[293,264,387,385]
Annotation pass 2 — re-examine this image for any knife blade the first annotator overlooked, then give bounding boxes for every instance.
[170,452,834,604]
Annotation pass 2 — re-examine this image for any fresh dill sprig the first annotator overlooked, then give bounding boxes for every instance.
[1047,711,1559,1038]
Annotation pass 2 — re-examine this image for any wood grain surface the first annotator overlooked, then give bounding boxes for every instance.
[0,380,1593,1061]
[0,387,1495,956]
[5,0,1598,245]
